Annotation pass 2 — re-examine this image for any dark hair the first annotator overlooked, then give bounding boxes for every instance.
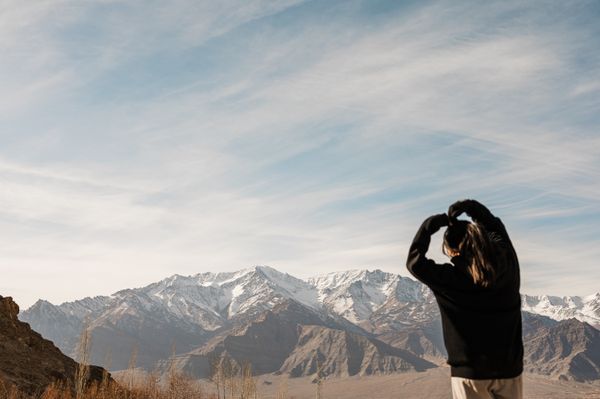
[443,220,497,287]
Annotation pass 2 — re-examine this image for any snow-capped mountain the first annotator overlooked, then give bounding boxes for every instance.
[24,265,319,332]
[21,266,326,369]
[19,266,600,379]
[109,265,320,331]
[308,269,429,324]
[522,293,600,328]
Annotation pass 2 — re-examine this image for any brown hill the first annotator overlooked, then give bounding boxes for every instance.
[0,295,107,395]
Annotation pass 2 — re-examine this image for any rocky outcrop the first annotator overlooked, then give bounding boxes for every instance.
[0,295,108,395]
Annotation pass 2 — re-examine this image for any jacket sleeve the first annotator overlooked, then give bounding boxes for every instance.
[406,216,465,292]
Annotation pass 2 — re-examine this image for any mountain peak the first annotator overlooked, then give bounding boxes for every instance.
[584,292,600,302]
[308,268,392,286]
[251,265,298,283]
[307,269,426,324]
[29,299,54,309]
[253,264,278,273]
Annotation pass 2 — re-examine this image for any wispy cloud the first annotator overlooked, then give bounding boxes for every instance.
[1,0,599,307]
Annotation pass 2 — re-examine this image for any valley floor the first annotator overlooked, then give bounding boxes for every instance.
[252,368,600,399]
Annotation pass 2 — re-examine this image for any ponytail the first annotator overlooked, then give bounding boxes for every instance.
[444,221,497,287]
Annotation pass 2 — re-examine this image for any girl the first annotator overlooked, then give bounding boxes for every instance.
[406,199,523,399]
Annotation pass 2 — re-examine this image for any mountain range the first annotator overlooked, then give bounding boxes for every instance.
[19,266,600,382]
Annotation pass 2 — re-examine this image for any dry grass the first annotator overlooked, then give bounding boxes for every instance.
[0,356,269,399]
[0,371,212,399]
[0,335,270,399]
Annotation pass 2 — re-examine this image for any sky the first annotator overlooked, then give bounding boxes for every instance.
[1,0,599,308]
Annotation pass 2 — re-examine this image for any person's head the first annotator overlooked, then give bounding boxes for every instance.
[443,219,497,287]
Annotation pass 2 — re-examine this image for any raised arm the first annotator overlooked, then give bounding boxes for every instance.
[406,213,465,292]
[447,199,520,270]
[448,199,509,241]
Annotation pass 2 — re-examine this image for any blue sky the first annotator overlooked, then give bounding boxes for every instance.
[1,0,599,307]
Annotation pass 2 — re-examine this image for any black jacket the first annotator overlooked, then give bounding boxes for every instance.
[406,201,523,379]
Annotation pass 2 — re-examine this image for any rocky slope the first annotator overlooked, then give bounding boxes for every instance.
[280,324,434,377]
[166,300,435,378]
[166,300,337,377]
[377,318,447,365]
[524,317,600,381]
[0,295,107,395]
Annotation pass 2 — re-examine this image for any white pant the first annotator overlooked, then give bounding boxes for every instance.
[451,375,523,399]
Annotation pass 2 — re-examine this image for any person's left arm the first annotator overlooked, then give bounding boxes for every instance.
[406,214,463,292]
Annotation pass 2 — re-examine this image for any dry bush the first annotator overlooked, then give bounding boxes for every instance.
[2,369,268,399]
[74,326,91,399]
[209,355,259,399]
[166,370,204,399]
[239,362,257,399]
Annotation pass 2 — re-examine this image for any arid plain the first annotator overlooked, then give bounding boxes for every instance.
[253,368,600,399]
